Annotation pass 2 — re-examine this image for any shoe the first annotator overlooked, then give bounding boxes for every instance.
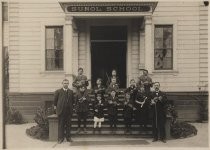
[152,139,158,142]
[76,128,81,134]
[58,138,64,144]
[66,138,73,142]
[161,139,166,143]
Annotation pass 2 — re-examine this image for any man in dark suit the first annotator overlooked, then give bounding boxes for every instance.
[150,82,168,143]
[54,79,74,143]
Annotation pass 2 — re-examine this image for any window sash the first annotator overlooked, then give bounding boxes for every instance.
[154,25,173,70]
[45,26,63,71]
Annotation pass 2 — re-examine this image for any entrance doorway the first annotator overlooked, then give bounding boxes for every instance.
[91,26,127,88]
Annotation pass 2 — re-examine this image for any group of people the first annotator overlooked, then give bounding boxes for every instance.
[54,68,168,144]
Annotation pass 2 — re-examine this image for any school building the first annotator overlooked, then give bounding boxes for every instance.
[1,0,208,122]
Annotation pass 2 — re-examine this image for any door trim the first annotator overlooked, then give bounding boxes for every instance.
[86,19,132,88]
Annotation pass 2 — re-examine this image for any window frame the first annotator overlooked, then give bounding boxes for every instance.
[45,26,64,71]
[152,19,178,73]
[40,22,65,73]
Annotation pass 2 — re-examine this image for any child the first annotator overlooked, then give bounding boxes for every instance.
[74,85,90,133]
[124,79,138,103]
[106,77,119,94]
[93,78,106,95]
[123,92,134,134]
[72,68,89,93]
[107,89,119,133]
[106,69,120,87]
[134,86,149,129]
[93,92,105,134]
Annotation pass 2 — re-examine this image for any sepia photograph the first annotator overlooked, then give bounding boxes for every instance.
[0,0,209,149]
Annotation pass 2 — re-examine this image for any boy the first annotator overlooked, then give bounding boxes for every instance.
[74,85,90,134]
[106,69,120,87]
[134,87,150,129]
[124,79,138,103]
[93,92,105,134]
[123,92,134,134]
[107,89,119,133]
[93,78,106,95]
[72,68,89,93]
[137,69,153,97]
[106,77,119,94]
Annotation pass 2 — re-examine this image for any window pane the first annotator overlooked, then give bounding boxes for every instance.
[45,26,63,70]
[154,27,163,38]
[54,28,63,50]
[154,25,173,70]
[46,28,55,49]
[154,38,163,49]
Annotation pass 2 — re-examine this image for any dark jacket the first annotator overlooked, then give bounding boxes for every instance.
[106,76,120,87]
[107,96,119,116]
[134,91,149,110]
[106,83,119,94]
[72,75,89,88]
[123,98,133,119]
[93,99,105,118]
[75,91,90,113]
[54,88,74,116]
[124,85,138,102]
[93,85,106,95]
[150,90,168,119]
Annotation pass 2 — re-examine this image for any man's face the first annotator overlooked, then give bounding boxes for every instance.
[62,80,69,89]
[78,69,83,75]
[143,70,148,76]
[154,83,160,91]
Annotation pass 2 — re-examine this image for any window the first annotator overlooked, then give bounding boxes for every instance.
[2,2,8,21]
[45,26,63,70]
[154,25,173,70]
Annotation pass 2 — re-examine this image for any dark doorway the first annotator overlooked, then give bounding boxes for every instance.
[91,26,127,88]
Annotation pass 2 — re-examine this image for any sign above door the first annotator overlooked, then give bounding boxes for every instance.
[59,2,158,15]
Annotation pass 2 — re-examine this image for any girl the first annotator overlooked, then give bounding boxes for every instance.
[93,93,105,134]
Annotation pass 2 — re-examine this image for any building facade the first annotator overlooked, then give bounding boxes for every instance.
[2,0,208,121]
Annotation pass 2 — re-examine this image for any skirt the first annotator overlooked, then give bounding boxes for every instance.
[94,116,104,122]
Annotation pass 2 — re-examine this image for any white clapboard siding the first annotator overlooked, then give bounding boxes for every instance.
[9,0,66,93]
[199,0,208,88]
[150,1,204,92]
[9,1,20,92]
[8,1,208,93]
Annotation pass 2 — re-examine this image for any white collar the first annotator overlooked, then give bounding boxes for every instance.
[63,88,68,91]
